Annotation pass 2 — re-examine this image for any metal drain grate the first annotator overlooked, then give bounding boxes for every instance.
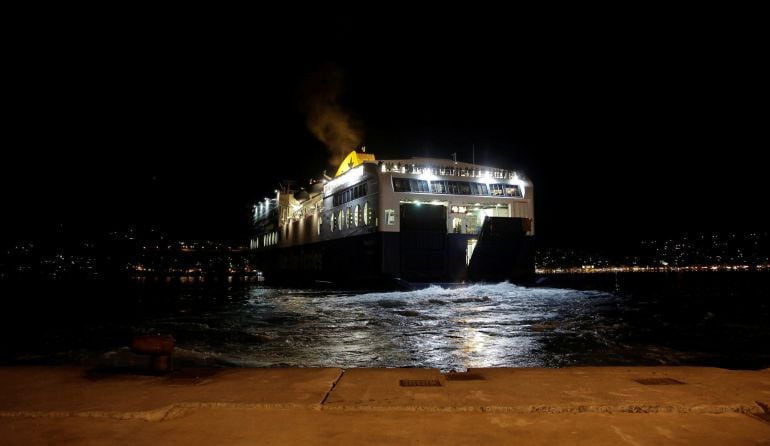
[444,373,486,381]
[399,379,442,387]
[634,378,686,385]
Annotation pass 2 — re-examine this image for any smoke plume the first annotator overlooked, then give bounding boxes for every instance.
[301,63,363,167]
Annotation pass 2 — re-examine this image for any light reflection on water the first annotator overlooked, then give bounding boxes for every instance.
[142,283,618,371]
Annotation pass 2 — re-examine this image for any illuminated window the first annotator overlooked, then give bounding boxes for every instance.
[385,209,396,225]
[467,213,480,234]
[354,204,360,227]
[347,207,352,228]
[393,177,410,192]
[363,202,370,225]
[452,217,462,233]
[470,182,489,195]
[339,210,345,230]
[409,179,429,192]
[504,185,521,197]
[431,181,446,194]
[331,213,336,232]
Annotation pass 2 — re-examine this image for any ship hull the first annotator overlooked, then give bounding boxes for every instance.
[252,230,534,289]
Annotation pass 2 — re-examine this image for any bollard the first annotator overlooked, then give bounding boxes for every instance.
[130,334,175,373]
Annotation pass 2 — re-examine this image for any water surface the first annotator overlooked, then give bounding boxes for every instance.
[2,273,768,371]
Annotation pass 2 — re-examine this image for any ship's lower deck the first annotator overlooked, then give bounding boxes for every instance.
[252,225,534,288]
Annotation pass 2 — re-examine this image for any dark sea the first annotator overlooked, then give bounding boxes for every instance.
[1,273,769,371]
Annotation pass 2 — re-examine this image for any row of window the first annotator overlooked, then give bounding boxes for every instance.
[392,178,521,197]
[252,231,278,249]
[332,182,368,207]
[328,202,373,232]
[392,178,430,193]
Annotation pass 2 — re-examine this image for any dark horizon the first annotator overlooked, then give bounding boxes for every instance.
[4,12,766,247]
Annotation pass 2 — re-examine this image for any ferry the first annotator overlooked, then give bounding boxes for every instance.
[250,150,534,287]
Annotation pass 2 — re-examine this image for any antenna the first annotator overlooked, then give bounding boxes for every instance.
[451,152,457,163]
[472,144,475,166]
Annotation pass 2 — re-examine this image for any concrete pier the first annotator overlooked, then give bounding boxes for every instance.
[1,366,768,444]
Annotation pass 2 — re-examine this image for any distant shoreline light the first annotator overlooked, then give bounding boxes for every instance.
[536,264,770,274]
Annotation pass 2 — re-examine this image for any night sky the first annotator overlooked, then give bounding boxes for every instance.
[4,11,766,247]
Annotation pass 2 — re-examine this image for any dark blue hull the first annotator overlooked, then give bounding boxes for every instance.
[252,229,534,289]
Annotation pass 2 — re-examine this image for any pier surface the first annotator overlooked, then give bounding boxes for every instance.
[1,366,769,445]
